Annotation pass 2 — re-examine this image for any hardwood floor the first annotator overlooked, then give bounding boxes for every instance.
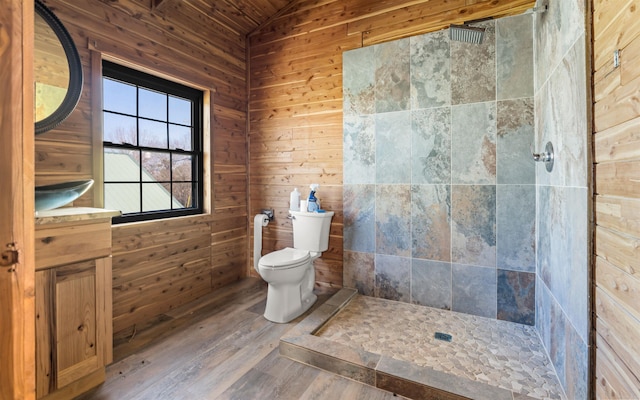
[80,278,405,399]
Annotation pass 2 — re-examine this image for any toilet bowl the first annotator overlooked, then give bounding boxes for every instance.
[254,210,334,323]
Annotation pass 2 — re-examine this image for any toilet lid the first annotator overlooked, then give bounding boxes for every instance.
[259,247,310,269]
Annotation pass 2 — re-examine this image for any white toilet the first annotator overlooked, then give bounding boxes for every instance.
[254,210,334,323]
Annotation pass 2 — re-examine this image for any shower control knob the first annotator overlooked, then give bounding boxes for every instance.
[532,141,555,172]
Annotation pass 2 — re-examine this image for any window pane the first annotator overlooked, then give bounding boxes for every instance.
[104,149,139,182]
[172,154,193,181]
[105,183,140,214]
[139,88,167,121]
[139,119,167,148]
[103,78,136,115]
[173,183,193,208]
[169,96,191,125]
[104,112,137,145]
[169,124,192,150]
[141,151,170,183]
[142,182,172,212]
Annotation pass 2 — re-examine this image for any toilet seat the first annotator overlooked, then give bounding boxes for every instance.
[259,247,310,270]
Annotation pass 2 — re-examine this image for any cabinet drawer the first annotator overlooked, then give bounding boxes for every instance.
[36,220,112,270]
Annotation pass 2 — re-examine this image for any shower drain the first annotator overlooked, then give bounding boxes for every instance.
[434,332,452,342]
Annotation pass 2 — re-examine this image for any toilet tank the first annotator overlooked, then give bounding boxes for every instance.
[290,210,334,252]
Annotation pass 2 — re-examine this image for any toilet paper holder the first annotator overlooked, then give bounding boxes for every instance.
[261,208,274,221]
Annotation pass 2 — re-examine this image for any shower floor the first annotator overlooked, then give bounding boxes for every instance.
[280,289,566,400]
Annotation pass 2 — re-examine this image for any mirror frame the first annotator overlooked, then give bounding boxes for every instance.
[35,0,83,134]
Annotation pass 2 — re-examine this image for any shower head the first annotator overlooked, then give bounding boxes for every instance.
[449,24,485,44]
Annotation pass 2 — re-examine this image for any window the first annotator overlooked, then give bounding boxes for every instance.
[102,60,203,223]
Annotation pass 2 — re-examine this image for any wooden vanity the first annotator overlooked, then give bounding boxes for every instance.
[35,208,120,399]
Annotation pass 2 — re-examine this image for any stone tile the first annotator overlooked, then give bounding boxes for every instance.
[537,186,589,341]
[343,251,375,297]
[497,98,535,185]
[565,321,588,400]
[451,102,497,184]
[535,37,588,188]
[378,356,514,400]
[324,287,358,308]
[497,270,535,325]
[534,0,586,92]
[451,20,496,105]
[411,184,451,261]
[411,259,451,310]
[376,111,411,184]
[375,38,410,113]
[343,115,375,184]
[451,185,496,267]
[497,185,535,272]
[316,295,565,399]
[411,107,451,184]
[279,339,378,385]
[496,14,533,100]
[452,264,497,318]
[410,30,451,109]
[343,46,375,116]
[343,184,375,252]
[376,185,411,257]
[375,254,411,302]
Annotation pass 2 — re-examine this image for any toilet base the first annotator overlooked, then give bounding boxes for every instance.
[263,283,317,323]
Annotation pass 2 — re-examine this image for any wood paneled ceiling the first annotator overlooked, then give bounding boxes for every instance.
[150,0,296,36]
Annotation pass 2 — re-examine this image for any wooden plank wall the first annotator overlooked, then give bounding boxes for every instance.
[36,0,248,343]
[247,0,536,288]
[592,0,640,398]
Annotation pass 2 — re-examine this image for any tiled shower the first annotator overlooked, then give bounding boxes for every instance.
[343,15,536,323]
[342,1,589,397]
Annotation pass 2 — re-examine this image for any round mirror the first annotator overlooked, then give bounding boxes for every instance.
[35,0,83,134]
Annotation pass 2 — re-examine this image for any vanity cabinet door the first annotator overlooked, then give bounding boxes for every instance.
[35,257,111,398]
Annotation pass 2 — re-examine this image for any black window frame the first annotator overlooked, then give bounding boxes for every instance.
[102,60,204,224]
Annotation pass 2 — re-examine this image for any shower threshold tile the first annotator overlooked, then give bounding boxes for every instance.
[280,289,565,400]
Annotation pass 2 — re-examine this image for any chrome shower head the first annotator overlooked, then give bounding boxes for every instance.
[449,24,485,44]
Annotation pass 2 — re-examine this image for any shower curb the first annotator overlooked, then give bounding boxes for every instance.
[280,288,538,400]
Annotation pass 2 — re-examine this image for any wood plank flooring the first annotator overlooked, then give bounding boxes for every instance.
[79,278,405,399]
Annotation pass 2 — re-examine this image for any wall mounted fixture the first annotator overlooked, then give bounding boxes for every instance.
[533,141,554,172]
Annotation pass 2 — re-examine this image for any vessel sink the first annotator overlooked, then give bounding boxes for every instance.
[35,179,94,211]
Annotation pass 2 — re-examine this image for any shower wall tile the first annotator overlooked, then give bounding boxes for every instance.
[344,250,375,296]
[496,14,533,100]
[497,270,535,325]
[535,37,588,188]
[497,185,535,272]
[343,46,375,116]
[344,115,375,184]
[497,98,535,184]
[452,264,497,318]
[451,20,496,105]
[375,39,410,113]
[411,259,451,310]
[451,185,496,267]
[376,185,411,257]
[411,107,451,184]
[343,184,375,253]
[565,322,588,400]
[375,254,411,302]
[411,184,451,261]
[538,185,588,342]
[534,0,585,91]
[376,112,411,184]
[451,102,496,184]
[410,30,451,109]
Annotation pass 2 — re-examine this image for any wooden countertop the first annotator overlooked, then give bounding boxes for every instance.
[35,207,121,225]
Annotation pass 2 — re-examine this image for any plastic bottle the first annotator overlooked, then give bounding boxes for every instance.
[307,184,319,212]
[289,188,300,211]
